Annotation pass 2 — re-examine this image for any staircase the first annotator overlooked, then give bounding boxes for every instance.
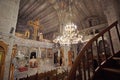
[67,21,120,80]
[92,51,120,80]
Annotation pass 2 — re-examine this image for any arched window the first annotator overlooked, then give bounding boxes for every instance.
[30,52,36,59]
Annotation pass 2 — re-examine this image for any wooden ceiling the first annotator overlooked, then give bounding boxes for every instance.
[16,0,107,37]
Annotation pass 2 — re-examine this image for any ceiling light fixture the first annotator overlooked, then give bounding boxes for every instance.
[53,0,85,46]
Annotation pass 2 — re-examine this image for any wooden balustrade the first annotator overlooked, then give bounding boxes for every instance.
[67,21,120,80]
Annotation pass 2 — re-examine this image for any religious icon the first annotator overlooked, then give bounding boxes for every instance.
[47,49,52,58]
[24,29,30,39]
[38,32,43,41]
[28,18,43,40]
[29,56,38,68]
[16,51,28,72]
[29,52,38,68]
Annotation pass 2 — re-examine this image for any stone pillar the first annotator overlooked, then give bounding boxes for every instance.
[63,45,70,67]
[101,0,120,53]
[0,0,20,34]
[0,0,20,80]
[72,44,78,61]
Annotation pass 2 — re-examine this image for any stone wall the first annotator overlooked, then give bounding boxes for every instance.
[0,0,20,34]
[101,0,120,53]
[0,0,20,80]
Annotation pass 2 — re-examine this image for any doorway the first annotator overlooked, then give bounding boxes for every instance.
[0,41,7,80]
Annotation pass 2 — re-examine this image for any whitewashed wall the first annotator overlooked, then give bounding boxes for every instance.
[0,0,20,80]
[101,0,120,53]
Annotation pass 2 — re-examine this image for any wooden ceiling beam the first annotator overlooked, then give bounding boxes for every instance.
[76,1,90,17]
[83,0,96,16]
[43,18,59,27]
[21,1,37,18]
[35,7,54,21]
[93,0,104,17]
[19,0,36,18]
[40,11,57,24]
[22,0,45,19]
[22,2,49,21]
[28,3,51,20]
[19,0,30,13]
[72,5,85,29]
[43,24,59,34]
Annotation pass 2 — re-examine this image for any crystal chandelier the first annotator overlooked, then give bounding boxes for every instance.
[53,23,83,45]
[53,0,83,45]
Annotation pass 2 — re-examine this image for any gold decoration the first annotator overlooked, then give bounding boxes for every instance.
[28,18,43,40]
[24,29,30,39]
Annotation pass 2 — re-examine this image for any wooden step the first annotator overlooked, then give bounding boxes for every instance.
[114,51,120,57]
[103,68,120,74]
[112,57,120,60]
[102,68,120,80]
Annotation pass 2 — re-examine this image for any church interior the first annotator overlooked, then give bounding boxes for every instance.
[0,0,120,80]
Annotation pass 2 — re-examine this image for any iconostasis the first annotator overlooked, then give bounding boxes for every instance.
[12,37,54,73]
[13,45,54,72]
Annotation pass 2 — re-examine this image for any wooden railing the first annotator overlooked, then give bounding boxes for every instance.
[67,21,120,80]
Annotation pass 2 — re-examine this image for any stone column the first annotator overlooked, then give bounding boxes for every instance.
[63,45,70,70]
[101,0,120,53]
[72,44,78,61]
[0,0,20,80]
[0,0,20,34]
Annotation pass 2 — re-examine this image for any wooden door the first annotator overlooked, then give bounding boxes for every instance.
[0,41,7,80]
